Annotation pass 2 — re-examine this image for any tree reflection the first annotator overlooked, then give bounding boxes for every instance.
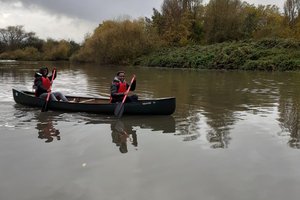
[173,72,281,148]
[206,128,231,149]
[175,111,232,148]
[278,99,300,149]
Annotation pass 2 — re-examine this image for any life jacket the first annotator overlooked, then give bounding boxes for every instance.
[33,75,51,97]
[110,81,127,103]
[117,81,127,93]
[42,77,51,90]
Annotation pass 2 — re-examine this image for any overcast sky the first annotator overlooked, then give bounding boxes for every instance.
[0,0,284,43]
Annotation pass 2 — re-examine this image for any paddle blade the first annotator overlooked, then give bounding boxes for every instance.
[114,103,125,118]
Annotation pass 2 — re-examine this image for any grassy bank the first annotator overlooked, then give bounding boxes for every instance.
[133,39,300,71]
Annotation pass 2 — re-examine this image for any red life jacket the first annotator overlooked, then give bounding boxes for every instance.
[110,81,127,103]
[34,76,51,97]
[42,77,51,90]
[118,81,127,93]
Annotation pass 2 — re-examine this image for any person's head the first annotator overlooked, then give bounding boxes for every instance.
[39,67,48,77]
[116,71,125,82]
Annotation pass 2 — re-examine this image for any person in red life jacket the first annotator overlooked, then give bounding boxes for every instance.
[33,67,68,102]
[110,71,138,103]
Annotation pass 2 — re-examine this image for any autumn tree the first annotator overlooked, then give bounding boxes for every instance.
[149,0,204,46]
[161,0,186,44]
[238,3,262,39]
[204,0,245,43]
[284,0,298,27]
[252,5,283,39]
[149,8,165,36]
[71,19,156,64]
[42,39,77,60]
[282,0,300,39]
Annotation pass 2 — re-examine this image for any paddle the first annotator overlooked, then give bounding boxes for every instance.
[114,74,136,118]
[41,68,56,112]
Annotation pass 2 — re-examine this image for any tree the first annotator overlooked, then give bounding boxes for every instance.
[42,39,75,60]
[71,19,156,64]
[252,5,283,39]
[284,0,298,27]
[240,3,259,39]
[149,0,204,46]
[150,8,165,36]
[204,0,244,43]
[0,25,36,52]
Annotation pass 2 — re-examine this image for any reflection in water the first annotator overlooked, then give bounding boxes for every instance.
[176,113,201,141]
[111,120,138,153]
[204,113,233,149]
[175,111,232,148]
[9,104,62,143]
[9,101,176,148]
[86,115,176,153]
[278,99,300,149]
[85,115,176,134]
[35,113,61,143]
[173,73,292,149]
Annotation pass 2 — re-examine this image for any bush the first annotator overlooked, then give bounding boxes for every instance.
[134,38,300,71]
[0,47,41,60]
[242,60,276,71]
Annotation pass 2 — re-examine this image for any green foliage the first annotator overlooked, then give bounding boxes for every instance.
[134,38,300,71]
[242,60,276,71]
[255,38,300,48]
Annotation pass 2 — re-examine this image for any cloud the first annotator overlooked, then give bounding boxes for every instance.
[0,0,163,22]
[0,1,97,43]
[0,0,163,43]
[246,0,283,8]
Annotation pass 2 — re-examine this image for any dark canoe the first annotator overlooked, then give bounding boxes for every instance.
[12,88,176,115]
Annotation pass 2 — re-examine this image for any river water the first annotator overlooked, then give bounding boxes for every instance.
[1,61,300,200]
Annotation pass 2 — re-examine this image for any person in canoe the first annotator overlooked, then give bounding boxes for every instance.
[33,67,68,102]
[110,71,138,103]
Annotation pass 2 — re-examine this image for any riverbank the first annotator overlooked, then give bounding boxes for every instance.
[133,38,300,71]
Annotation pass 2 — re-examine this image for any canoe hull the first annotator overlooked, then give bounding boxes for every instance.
[12,89,176,115]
